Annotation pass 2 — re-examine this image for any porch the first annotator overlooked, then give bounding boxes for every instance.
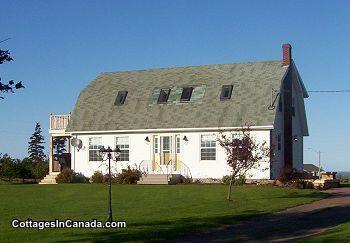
[41,113,72,184]
[137,159,192,184]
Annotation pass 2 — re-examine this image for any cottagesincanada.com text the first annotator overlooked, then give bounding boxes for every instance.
[11,219,127,230]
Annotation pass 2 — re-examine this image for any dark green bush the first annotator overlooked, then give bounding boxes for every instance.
[56,169,88,183]
[30,159,49,180]
[91,171,104,183]
[222,175,246,185]
[340,177,349,184]
[73,173,89,183]
[56,169,75,183]
[115,166,142,184]
[180,176,192,184]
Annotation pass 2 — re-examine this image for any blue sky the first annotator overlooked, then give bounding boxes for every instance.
[0,0,349,171]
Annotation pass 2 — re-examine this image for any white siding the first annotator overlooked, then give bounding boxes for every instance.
[70,130,271,179]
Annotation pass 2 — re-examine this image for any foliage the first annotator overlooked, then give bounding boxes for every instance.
[30,159,49,179]
[0,47,24,99]
[0,153,17,181]
[91,171,104,183]
[340,176,349,184]
[53,137,67,155]
[114,166,142,184]
[222,175,246,186]
[180,176,193,184]
[218,127,271,200]
[0,154,48,182]
[56,169,88,183]
[28,122,46,163]
[73,172,89,183]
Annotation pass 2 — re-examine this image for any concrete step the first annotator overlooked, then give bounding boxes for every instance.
[137,174,183,185]
[39,173,58,185]
[137,180,169,185]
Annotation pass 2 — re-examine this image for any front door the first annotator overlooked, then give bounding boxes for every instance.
[160,136,172,167]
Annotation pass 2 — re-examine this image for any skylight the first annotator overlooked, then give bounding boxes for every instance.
[158,89,171,103]
[180,87,193,102]
[115,91,128,105]
[220,85,233,100]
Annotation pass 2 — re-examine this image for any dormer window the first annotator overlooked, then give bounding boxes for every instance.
[180,87,193,102]
[158,89,171,103]
[115,91,128,105]
[220,85,233,100]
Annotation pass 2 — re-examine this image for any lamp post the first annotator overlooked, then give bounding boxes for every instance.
[307,148,322,179]
[99,146,121,222]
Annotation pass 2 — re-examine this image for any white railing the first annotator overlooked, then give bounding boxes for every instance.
[50,113,71,130]
[138,159,192,179]
[139,160,164,175]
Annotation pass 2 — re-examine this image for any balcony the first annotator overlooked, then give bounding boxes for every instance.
[50,113,71,133]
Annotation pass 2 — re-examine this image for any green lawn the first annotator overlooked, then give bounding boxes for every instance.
[302,222,350,242]
[0,184,325,242]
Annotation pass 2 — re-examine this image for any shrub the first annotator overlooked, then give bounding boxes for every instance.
[180,176,192,184]
[340,176,349,184]
[91,171,104,183]
[73,173,89,183]
[31,160,49,180]
[56,169,75,183]
[221,175,246,185]
[115,166,142,184]
[222,175,231,185]
[56,169,88,183]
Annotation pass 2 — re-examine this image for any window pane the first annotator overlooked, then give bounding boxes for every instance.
[180,87,193,102]
[220,85,233,100]
[89,137,102,161]
[116,137,129,161]
[158,89,171,103]
[115,91,128,105]
[200,135,216,160]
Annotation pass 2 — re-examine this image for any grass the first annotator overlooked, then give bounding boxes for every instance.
[0,184,326,242]
[302,184,350,242]
[302,222,350,242]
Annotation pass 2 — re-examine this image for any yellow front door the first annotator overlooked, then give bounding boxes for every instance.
[160,136,172,166]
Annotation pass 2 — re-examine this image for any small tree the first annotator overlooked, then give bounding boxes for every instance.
[28,122,46,163]
[218,128,271,201]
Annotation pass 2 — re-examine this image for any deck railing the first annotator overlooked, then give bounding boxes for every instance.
[50,113,71,130]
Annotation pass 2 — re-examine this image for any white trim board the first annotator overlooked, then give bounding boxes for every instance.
[69,125,274,135]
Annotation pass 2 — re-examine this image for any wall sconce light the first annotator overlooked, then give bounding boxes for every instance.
[145,136,150,143]
[293,136,298,142]
[183,136,188,142]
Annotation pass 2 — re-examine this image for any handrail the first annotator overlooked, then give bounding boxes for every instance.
[179,161,192,179]
[138,160,164,175]
[139,159,192,181]
[165,159,172,180]
[50,113,71,130]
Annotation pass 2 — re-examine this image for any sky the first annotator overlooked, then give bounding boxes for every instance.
[0,0,349,171]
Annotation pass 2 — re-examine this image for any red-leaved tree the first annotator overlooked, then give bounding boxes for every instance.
[218,127,271,201]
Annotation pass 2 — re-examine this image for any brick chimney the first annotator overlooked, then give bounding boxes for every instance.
[282,43,292,66]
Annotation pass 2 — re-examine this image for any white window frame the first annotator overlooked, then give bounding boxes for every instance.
[116,136,129,162]
[88,137,103,162]
[200,134,216,161]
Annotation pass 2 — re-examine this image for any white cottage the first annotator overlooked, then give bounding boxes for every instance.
[42,43,309,184]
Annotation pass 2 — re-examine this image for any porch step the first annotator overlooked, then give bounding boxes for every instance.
[39,173,59,184]
[137,174,182,185]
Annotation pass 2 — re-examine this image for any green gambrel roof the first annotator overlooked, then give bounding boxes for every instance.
[66,60,288,132]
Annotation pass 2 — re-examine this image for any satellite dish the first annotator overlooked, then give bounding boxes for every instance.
[71,137,83,151]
